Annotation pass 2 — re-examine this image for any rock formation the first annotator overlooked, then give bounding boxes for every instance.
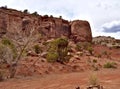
[70,20,92,42]
[0,7,92,42]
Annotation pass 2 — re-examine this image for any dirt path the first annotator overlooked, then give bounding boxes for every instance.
[0,69,120,89]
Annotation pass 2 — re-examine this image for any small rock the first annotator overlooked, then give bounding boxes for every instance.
[41,52,47,58]
[76,86,80,89]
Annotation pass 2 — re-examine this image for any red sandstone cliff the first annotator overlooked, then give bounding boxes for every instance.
[0,7,92,42]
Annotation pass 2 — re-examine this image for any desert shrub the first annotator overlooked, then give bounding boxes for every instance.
[1,38,17,59]
[31,11,39,16]
[33,44,42,54]
[23,9,28,13]
[76,43,82,51]
[83,42,92,49]
[57,47,68,63]
[87,46,94,55]
[76,42,92,51]
[1,37,13,46]
[48,40,57,52]
[76,42,93,55]
[91,64,99,71]
[46,52,59,62]
[56,38,69,63]
[43,15,49,18]
[59,16,62,19]
[50,15,53,18]
[48,38,68,52]
[1,5,7,9]
[104,62,117,68]
[113,45,120,49]
[93,59,97,63]
[67,46,72,52]
[102,51,107,55]
[0,43,15,80]
[42,41,49,46]
[47,38,69,63]
[89,74,99,86]
[96,54,102,58]
[56,38,68,47]
[0,44,15,63]
[91,59,99,71]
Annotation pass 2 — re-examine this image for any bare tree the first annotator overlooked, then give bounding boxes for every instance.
[0,27,35,78]
[10,28,35,78]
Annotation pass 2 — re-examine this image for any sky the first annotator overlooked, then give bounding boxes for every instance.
[0,0,120,39]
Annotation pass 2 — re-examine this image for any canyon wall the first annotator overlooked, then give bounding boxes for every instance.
[0,7,92,42]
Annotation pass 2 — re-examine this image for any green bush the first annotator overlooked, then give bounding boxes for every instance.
[104,62,117,68]
[87,46,94,55]
[76,42,92,51]
[93,59,97,63]
[57,47,68,62]
[76,43,82,51]
[56,38,68,48]
[1,38,17,59]
[1,38,12,46]
[96,54,102,58]
[23,9,28,13]
[47,38,69,63]
[89,74,99,86]
[43,15,49,18]
[31,11,39,16]
[56,38,69,63]
[0,44,14,63]
[33,44,41,54]
[82,42,92,50]
[46,52,59,62]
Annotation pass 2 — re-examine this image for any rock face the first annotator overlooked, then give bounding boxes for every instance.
[71,20,92,42]
[0,7,92,42]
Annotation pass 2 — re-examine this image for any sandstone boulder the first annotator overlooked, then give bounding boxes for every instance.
[70,20,92,42]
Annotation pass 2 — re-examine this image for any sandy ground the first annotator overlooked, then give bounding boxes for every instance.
[0,44,120,89]
[0,69,120,89]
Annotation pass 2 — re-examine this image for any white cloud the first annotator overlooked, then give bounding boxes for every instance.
[102,20,120,33]
[102,21,120,29]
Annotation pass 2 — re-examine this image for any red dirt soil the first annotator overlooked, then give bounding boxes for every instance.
[0,45,120,89]
[0,69,120,89]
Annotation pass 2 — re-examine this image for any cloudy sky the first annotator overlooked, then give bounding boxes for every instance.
[0,0,120,39]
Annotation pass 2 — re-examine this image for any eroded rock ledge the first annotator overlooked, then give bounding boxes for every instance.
[0,7,92,42]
